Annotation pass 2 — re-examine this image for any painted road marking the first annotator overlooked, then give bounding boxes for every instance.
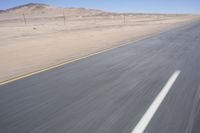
[131,70,181,133]
[0,34,157,86]
[0,24,185,86]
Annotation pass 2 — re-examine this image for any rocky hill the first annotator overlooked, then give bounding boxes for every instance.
[0,3,105,17]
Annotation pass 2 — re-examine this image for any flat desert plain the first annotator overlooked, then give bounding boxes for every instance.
[0,3,199,82]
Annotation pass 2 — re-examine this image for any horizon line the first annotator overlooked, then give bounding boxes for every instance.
[1,2,200,15]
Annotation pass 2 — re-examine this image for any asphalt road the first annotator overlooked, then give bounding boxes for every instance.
[1,20,200,133]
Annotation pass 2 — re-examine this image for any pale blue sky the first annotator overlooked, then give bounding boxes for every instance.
[0,0,199,14]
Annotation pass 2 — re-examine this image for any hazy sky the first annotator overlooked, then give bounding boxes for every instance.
[0,0,199,14]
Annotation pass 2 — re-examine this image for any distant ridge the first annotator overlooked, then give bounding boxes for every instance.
[3,3,104,12]
[6,3,49,11]
[0,3,189,16]
[0,3,105,16]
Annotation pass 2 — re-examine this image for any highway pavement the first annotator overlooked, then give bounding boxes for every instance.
[1,20,200,133]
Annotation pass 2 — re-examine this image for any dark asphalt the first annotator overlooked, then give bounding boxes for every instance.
[1,20,200,133]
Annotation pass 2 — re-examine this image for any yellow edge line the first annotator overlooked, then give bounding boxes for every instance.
[0,32,164,86]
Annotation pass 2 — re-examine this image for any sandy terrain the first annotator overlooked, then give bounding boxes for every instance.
[0,3,199,82]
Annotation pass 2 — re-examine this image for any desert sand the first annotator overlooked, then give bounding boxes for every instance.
[0,3,199,82]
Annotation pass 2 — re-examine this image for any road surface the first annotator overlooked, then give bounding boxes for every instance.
[1,20,200,133]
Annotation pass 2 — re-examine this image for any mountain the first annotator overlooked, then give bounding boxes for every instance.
[6,3,49,11]
[1,3,105,17]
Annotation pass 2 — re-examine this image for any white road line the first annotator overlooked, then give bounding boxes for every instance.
[131,70,181,133]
